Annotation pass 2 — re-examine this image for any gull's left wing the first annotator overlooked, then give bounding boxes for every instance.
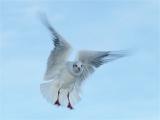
[76,50,128,86]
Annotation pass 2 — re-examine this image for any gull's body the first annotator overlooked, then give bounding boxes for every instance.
[40,15,128,110]
[57,62,80,90]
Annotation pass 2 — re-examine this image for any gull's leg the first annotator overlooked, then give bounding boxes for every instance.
[54,89,60,106]
[67,92,73,110]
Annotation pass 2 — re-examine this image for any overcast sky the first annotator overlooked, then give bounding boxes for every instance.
[0,0,159,120]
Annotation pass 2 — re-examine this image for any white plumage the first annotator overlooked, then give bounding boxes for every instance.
[40,15,128,109]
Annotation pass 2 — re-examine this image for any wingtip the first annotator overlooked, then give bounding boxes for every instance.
[108,50,131,57]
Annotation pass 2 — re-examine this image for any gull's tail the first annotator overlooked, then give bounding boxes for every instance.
[40,80,81,107]
[40,80,59,105]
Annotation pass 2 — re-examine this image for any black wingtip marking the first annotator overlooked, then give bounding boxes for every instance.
[39,13,61,47]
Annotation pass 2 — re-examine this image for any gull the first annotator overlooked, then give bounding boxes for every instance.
[40,15,128,110]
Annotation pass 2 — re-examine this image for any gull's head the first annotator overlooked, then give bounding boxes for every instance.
[72,61,83,74]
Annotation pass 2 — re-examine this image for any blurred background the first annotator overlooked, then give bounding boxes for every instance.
[0,0,159,120]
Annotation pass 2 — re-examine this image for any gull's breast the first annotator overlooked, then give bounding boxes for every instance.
[59,66,76,89]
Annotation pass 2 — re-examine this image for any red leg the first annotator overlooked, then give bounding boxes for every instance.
[54,89,60,106]
[67,92,73,110]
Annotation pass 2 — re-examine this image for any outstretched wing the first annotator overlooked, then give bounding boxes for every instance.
[76,50,128,86]
[40,15,72,80]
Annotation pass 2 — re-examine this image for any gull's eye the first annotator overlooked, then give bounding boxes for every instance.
[73,64,77,67]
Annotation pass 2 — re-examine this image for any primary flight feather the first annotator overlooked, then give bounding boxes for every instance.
[40,15,128,110]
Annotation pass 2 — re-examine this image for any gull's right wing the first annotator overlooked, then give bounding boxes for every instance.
[40,14,72,80]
